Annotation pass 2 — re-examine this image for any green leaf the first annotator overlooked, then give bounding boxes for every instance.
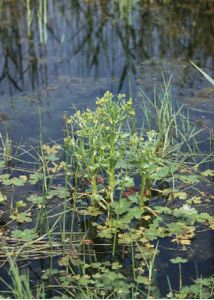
[11,229,38,241]
[190,60,214,86]
[11,212,32,223]
[201,169,214,177]
[135,276,150,284]
[10,176,28,186]
[27,194,44,206]
[151,166,171,179]
[45,154,59,162]
[0,174,11,185]
[173,191,188,200]
[16,200,27,208]
[115,160,129,169]
[209,220,214,230]
[47,187,69,199]
[111,199,131,215]
[98,228,114,239]
[178,175,200,184]
[29,173,43,184]
[112,262,122,270]
[127,207,143,219]
[127,193,140,203]
[170,256,188,264]
[42,269,59,280]
[123,176,135,188]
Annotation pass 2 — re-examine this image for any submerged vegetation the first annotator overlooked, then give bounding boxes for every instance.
[0,79,213,298]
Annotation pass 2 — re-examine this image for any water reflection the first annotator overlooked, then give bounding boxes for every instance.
[0,0,213,96]
[0,0,213,145]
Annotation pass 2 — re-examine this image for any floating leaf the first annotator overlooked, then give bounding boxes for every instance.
[11,211,32,223]
[16,200,27,208]
[42,144,61,155]
[179,239,192,246]
[170,256,188,264]
[151,166,171,179]
[152,164,178,180]
[201,169,214,177]
[45,154,59,162]
[178,175,200,184]
[97,226,114,239]
[47,187,70,199]
[27,194,44,206]
[0,174,11,185]
[171,226,195,245]
[29,172,43,184]
[142,215,151,221]
[173,191,188,200]
[9,176,28,186]
[42,269,59,280]
[11,229,38,241]
[79,206,102,216]
[127,207,144,219]
[187,196,201,205]
[135,276,150,285]
[112,262,122,270]
[208,220,214,230]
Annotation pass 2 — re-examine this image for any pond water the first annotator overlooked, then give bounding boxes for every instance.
[0,0,213,145]
[0,0,213,298]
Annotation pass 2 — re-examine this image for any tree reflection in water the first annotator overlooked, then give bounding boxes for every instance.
[0,0,213,96]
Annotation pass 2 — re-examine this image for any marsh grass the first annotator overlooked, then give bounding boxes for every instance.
[140,76,202,156]
[0,255,35,299]
[0,132,12,166]
[190,60,214,86]
[0,81,213,298]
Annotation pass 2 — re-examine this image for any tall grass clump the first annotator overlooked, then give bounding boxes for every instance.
[139,76,206,163]
[0,255,45,299]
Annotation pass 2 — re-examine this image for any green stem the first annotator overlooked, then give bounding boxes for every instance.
[131,242,136,281]
[140,174,146,206]
[179,263,182,290]
[112,212,119,256]
[89,133,97,205]
[108,123,116,203]
[91,172,97,205]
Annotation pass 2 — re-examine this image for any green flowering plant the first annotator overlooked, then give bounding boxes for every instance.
[65,92,136,207]
[65,92,165,216]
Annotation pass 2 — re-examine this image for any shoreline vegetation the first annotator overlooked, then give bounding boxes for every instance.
[0,76,213,298]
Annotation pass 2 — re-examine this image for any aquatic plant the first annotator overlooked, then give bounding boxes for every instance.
[168,276,214,299]
[0,88,213,298]
[0,133,12,166]
[190,60,214,86]
[0,255,45,299]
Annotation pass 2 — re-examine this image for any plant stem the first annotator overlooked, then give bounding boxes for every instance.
[108,123,116,203]
[179,263,182,290]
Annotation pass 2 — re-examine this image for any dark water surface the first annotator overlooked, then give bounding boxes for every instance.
[0,0,213,297]
[0,0,213,145]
